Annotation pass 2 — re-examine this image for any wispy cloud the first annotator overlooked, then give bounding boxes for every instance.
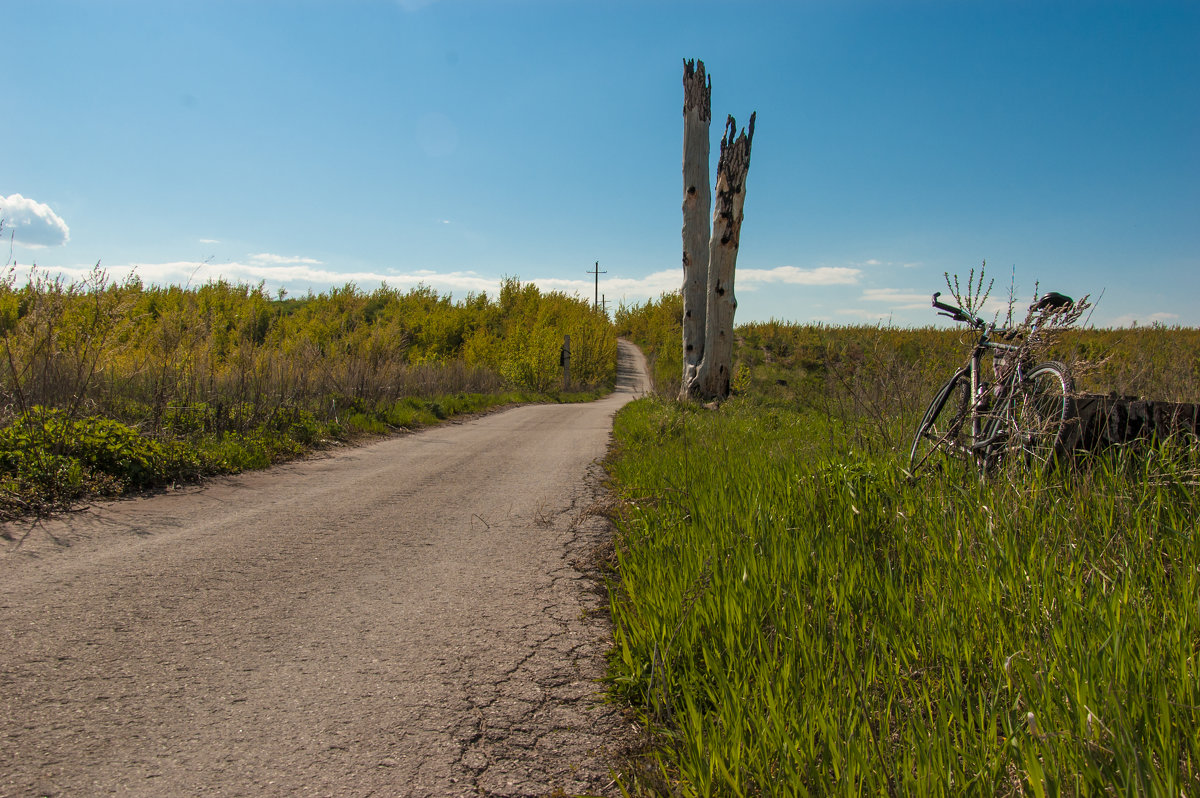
[14,257,497,296]
[16,255,689,305]
[1112,311,1180,328]
[248,252,324,266]
[836,307,898,321]
[0,193,70,248]
[199,238,220,244]
[7,256,869,311]
[860,288,931,309]
[835,287,946,323]
[852,258,922,269]
[739,265,862,286]
[522,265,861,302]
[533,269,680,301]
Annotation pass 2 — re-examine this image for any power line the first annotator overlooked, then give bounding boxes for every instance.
[585,261,606,312]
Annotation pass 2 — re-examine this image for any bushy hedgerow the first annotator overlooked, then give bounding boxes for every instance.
[0,268,617,516]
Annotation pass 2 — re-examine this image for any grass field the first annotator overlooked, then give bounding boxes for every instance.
[607,304,1200,795]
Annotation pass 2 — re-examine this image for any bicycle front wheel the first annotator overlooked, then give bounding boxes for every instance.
[909,369,972,475]
[1008,360,1076,471]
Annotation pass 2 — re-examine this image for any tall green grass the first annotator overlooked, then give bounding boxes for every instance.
[606,397,1199,795]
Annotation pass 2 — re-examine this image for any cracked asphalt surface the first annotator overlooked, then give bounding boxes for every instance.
[0,341,650,797]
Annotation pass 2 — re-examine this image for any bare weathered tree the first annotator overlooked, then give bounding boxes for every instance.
[679,59,711,400]
[679,58,755,401]
[698,113,755,400]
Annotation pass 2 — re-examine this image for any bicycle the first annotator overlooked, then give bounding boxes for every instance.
[908,291,1078,476]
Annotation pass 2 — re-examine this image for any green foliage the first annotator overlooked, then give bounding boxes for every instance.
[0,270,617,515]
[482,277,617,392]
[0,407,199,512]
[607,397,1200,796]
[0,408,161,490]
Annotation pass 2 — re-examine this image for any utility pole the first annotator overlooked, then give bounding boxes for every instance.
[586,261,606,312]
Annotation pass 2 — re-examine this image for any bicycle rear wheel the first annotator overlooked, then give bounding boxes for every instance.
[1007,360,1076,471]
[909,369,972,475]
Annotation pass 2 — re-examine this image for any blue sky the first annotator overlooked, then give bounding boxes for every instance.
[4,0,1197,327]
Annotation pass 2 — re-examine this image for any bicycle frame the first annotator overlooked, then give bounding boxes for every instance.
[913,290,1076,474]
[963,333,1024,460]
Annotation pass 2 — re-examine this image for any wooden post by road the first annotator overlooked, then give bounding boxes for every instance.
[560,334,571,391]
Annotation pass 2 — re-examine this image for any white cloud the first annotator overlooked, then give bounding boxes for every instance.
[532,269,681,301]
[836,307,899,321]
[528,265,862,305]
[11,258,496,296]
[11,253,684,301]
[860,288,932,309]
[1111,311,1180,328]
[738,265,862,286]
[982,296,1024,319]
[850,258,922,269]
[0,193,70,248]
[840,286,969,324]
[248,252,324,266]
[189,259,496,294]
[7,257,871,313]
[199,238,220,244]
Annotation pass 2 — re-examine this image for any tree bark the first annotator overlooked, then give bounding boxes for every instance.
[699,113,755,400]
[679,59,711,401]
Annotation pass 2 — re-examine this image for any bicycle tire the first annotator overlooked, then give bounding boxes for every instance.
[909,368,972,475]
[1005,360,1076,472]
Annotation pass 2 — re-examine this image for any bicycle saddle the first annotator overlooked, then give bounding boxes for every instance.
[1031,291,1073,311]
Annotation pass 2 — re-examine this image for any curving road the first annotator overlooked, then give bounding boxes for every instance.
[0,340,650,797]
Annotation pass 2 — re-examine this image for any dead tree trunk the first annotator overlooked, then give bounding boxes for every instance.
[1074,394,1200,450]
[679,59,711,400]
[698,113,755,400]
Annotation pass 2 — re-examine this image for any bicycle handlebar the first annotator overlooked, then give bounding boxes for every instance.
[930,290,1074,330]
[931,292,985,328]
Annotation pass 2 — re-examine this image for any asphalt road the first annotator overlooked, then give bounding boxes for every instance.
[0,340,650,797]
